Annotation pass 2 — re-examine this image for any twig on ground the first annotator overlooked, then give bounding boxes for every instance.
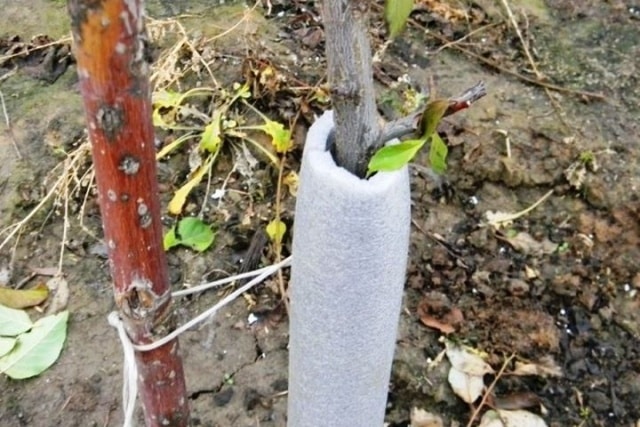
[465,353,516,427]
[499,0,574,132]
[367,0,606,102]
[0,36,72,64]
[432,23,500,54]
[0,89,22,159]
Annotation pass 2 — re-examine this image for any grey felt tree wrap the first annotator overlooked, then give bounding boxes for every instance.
[288,111,411,427]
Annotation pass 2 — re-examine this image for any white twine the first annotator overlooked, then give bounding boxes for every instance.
[108,255,292,426]
[107,311,138,427]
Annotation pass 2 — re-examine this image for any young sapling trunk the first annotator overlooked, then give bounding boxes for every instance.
[67,0,190,424]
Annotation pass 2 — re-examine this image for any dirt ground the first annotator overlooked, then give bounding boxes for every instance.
[0,1,639,426]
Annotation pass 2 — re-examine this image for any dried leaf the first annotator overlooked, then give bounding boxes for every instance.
[420,314,455,334]
[448,366,485,404]
[492,391,542,410]
[479,409,548,427]
[512,356,563,378]
[410,407,444,427]
[485,210,515,229]
[44,276,69,315]
[0,284,49,309]
[283,171,299,196]
[446,342,494,376]
[502,232,558,256]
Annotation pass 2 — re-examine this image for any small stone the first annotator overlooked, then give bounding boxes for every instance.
[507,278,530,296]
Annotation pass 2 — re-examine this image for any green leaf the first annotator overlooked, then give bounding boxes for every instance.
[178,217,215,252]
[261,120,292,153]
[368,139,425,174]
[200,111,223,153]
[0,337,16,358]
[0,310,68,379]
[168,217,215,252]
[429,133,448,175]
[163,226,179,251]
[421,99,449,138]
[0,304,33,336]
[266,219,286,244]
[385,0,414,39]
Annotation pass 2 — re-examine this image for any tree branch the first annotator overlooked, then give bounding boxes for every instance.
[376,81,487,149]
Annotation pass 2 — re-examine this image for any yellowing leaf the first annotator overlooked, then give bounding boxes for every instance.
[385,0,414,39]
[156,133,198,161]
[168,157,213,215]
[429,133,448,175]
[266,219,286,244]
[368,139,425,175]
[152,108,170,128]
[0,310,69,379]
[200,111,223,153]
[283,171,299,196]
[262,120,292,153]
[421,99,449,138]
[152,89,183,109]
[0,284,49,309]
[233,82,251,99]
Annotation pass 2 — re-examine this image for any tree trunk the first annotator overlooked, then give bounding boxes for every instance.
[67,0,190,425]
[321,0,380,177]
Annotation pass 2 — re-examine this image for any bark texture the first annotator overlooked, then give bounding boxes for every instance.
[321,0,380,177]
[67,0,189,425]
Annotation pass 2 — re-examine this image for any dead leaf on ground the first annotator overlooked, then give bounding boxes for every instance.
[491,391,542,411]
[511,356,563,378]
[0,284,49,309]
[28,266,59,276]
[479,409,548,427]
[499,231,558,256]
[44,275,69,315]
[446,341,494,404]
[410,407,444,427]
[417,292,464,334]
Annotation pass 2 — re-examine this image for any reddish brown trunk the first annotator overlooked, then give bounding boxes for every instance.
[67,0,189,425]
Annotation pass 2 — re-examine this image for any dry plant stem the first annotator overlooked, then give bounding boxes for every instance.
[365,1,606,102]
[0,36,73,64]
[499,0,573,132]
[67,0,189,425]
[321,0,380,177]
[466,353,516,427]
[274,154,289,313]
[0,89,22,159]
[58,163,70,275]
